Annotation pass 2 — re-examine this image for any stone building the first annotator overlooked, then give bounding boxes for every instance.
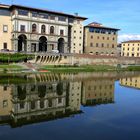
[0,4,87,53]
[121,40,140,57]
[84,22,119,56]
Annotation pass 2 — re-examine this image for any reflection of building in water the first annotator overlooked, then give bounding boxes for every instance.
[68,81,82,111]
[0,85,12,122]
[82,78,115,106]
[120,76,140,89]
[9,80,82,127]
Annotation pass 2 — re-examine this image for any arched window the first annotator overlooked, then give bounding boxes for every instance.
[32,24,37,33]
[41,25,46,34]
[50,26,54,34]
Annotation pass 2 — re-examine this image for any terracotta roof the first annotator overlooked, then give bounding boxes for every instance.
[85,22,120,31]
[122,40,140,43]
[9,4,87,20]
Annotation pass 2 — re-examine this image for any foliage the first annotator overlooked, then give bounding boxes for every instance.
[0,53,34,63]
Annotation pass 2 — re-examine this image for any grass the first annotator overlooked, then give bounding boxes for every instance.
[41,65,117,73]
[0,64,22,69]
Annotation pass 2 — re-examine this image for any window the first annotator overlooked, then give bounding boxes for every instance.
[31,101,36,110]
[127,53,129,56]
[90,43,93,47]
[3,100,8,108]
[39,13,48,19]
[132,48,134,51]
[20,25,25,32]
[79,43,81,46]
[112,44,115,48]
[58,98,62,103]
[102,43,104,47]
[50,26,54,34]
[20,102,25,109]
[58,16,66,22]
[91,35,93,39]
[32,12,38,17]
[89,28,94,32]
[80,31,82,33]
[74,30,76,33]
[137,53,139,57]
[68,18,74,23]
[32,24,37,33]
[31,43,36,52]
[97,36,100,39]
[3,25,8,32]
[50,15,55,20]
[95,29,100,33]
[18,9,28,16]
[74,36,76,39]
[60,30,64,36]
[107,37,109,40]
[113,37,115,40]
[96,43,98,47]
[3,86,7,91]
[3,43,7,50]
[50,44,54,50]
[103,37,105,40]
[41,25,46,34]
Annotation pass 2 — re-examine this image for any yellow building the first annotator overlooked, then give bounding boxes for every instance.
[0,85,12,119]
[121,40,140,57]
[0,4,12,50]
[84,22,119,56]
[120,76,140,89]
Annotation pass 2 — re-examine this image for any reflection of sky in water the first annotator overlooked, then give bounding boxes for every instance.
[0,74,140,140]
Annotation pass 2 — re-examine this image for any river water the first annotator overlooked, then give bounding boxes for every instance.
[0,72,140,140]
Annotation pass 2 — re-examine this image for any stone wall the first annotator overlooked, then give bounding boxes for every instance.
[31,53,140,66]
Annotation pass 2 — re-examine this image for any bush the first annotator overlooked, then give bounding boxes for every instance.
[0,53,34,63]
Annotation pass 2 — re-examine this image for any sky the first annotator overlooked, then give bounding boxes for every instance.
[1,0,140,42]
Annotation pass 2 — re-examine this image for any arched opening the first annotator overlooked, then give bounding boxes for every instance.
[32,24,37,33]
[18,34,27,52]
[50,26,54,34]
[17,86,26,100]
[58,38,65,53]
[57,82,63,96]
[39,36,47,52]
[41,25,46,34]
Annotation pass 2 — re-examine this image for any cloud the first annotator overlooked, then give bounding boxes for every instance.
[118,34,140,43]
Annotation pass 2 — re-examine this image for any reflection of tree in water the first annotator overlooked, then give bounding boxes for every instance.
[57,82,63,95]
[38,85,46,98]
[17,86,26,100]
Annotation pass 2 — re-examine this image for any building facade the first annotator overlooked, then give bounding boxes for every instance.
[120,76,140,89]
[81,78,115,106]
[0,4,87,54]
[0,4,12,51]
[84,22,119,56]
[121,40,140,57]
